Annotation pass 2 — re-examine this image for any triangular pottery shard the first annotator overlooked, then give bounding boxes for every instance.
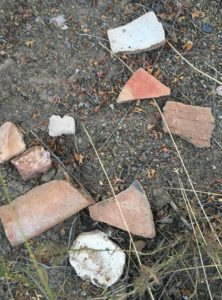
[162,101,215,148]
[89,180,155,238]
[117,68,170,103]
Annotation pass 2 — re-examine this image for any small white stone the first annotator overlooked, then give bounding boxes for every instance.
[216,86,222,96]
[107,11,165,54]
[50,15,66,28]
[69,230,126,287]
[48,115,75,137]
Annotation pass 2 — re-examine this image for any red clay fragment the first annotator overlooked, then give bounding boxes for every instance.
[117,68,170,103]
[89,180,155,238]
[0,180,94,246]
[11,146,52,180]
[162,101,215,148]
[0,122,26,163]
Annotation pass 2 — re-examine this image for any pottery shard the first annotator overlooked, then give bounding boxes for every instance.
[0,122,26,163]
[0,180,94,246]
[89,180,155,238]
[11,146,52,180]
[162,101,215,148]
[107,11,165,54]
[117,68,170,103]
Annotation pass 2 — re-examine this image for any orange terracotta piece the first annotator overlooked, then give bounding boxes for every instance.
[162,101,215,148]
[117,68,170,103]
[0,180,94,246]
[11,146,52,180]
[89,180,155,238]
[0,122,26,163]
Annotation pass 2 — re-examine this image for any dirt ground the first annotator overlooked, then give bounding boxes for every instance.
[0,0,222,299]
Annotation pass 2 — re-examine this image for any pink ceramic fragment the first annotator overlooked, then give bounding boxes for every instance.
[11,146,52,180]
[0,122,26,163]
[117,68,170,103]
[0,180,94,246]
[162,101,215,148]
[89,180,155,238]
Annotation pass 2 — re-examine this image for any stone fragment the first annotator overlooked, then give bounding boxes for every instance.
[50,15,68,30]
[69,230,126,287]
[107,12,165,54]
[162,101,215,148]
[152,188,171,209]
[134,240,146,252]
[89,180,155,238]
[48,115,75,137]
[0,122,26,163]
[0,180,94,246]
[216,86,222,96]
[41,168,56,183]
[11,146,52,180]
[117,68,170,103]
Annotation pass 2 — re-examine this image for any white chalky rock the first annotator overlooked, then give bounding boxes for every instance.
[69,230,126,287]
[107,11,165,54]
[48,115,75,137]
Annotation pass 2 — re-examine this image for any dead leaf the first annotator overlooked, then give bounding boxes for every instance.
[25,40,35,47]
[172,74,184,83]
[113,177,124,185]
[147,169,156,179]
[178,16,186,22]
[82,28,90,33]
[73,152,84,165]
[133,107,145,113]
[153,65,161,79]
[183,41,193,51]
[147,123,156,130]
[191,10,205,19]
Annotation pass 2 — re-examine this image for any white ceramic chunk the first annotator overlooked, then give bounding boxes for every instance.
[69,230,126,287]
[107,11,165,54]
[48,115,75,137]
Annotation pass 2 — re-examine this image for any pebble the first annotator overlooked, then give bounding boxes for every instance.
[69,230,126,287]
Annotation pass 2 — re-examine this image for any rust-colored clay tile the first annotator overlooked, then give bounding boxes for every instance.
[0,180,94,246]
[89,180,155,238]
[162,101,215,148]
[117,68,170,103]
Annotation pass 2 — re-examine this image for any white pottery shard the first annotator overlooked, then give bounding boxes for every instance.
[69,230,126,287]
[107,12,165,54]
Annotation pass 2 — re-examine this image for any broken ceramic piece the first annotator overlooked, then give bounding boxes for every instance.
[117,68,170,103]
[89,180,155,238]
[11,146,52,180]
[107,12,165,54]
[48,115,75,137]
[162,101,215,148]
[69,230,126,287]
[0,122,26,164]
[0,180,94,246]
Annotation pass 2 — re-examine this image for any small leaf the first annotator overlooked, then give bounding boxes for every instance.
[183,40,193,51]
[25,40,35,47]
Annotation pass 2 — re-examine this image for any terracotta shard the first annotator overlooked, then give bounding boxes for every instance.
[117,68,170,103]
[89,180,155,238]
[11,146,52,180]
[0,122,26,163]
[162,101,215,148]
[0,180,94,246]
